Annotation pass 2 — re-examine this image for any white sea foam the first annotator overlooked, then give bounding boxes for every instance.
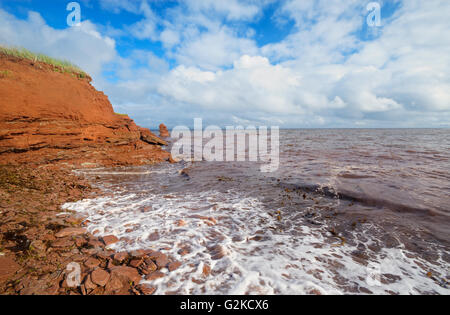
[63,187,449,295]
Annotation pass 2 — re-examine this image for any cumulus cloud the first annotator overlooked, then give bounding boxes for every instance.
[155,0,450,127]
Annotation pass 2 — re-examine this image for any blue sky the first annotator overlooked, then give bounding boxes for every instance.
[0,0,449,128]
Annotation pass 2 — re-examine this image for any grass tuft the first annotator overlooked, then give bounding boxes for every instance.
[0,70,12,78]
[0,45,88,77]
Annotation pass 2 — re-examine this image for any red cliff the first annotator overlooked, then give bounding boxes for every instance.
[0,53,170,167]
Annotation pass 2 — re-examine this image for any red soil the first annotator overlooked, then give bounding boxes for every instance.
[0,54,170,167]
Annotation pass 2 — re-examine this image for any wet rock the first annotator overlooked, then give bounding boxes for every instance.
[90,269,110,287]
[209,245,228,260]
[55,227,87,238]
[138,284,156,295]
[202,264,211,277]
[179,168,191,179]
[143,259,158,273]
[130,249,147,259]
[168,261,182,272]
[148,232,160,241]
[154,254,169,269]
[102,235,119,247]
[145,271,165,281]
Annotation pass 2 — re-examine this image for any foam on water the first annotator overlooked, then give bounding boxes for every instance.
[63,178,449,295]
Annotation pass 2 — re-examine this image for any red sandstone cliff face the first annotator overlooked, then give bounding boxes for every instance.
[0,54,170,167]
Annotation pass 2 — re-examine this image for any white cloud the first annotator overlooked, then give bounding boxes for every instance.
[183,0,261,21]
[172,27,258,70]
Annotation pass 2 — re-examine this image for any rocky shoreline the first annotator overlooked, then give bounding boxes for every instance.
[0,52,179,295]
[0,164,182,295]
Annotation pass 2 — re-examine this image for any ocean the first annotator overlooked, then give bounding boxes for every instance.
[63,129,450,295]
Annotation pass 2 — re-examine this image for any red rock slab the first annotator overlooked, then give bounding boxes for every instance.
[209,245,228,260]
[148,251,169,269]
[83,274,98,291]
[113,252,129,263]
[145,271,165,281]
[130,249,147,258]
[202,264,211,277]
[110,266,142,284]
[104,274,125,294]
[168,261,182,272]
[0,257,20,283]
[143,259,158,273]
[102,235,119,246]
[51,238,74,248]
[90,269,110,287]
[84,257,101,269]
[129,259,143,268]
[55,227,87,238]
[138,284,156,295]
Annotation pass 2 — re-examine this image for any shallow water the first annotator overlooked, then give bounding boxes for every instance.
[63,129,450,295]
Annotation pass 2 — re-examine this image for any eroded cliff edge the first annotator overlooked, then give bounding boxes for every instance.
[0,53,170,167]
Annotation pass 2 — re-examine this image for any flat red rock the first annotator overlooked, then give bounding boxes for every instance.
[102,235,119,246]
[139,284,156,295]
[0,257,20,283]
[113,252,128,263]
[168,261,182,272]
[110,266,142,284]
[145,271,165,281]
[90,269,110,287]
[55,227,87,238]
[84,257,101,269]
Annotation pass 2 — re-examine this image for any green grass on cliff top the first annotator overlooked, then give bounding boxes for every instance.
[0,45,87,77]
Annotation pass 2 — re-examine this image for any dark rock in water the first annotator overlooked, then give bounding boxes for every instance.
[102,235,119,246]
[180,168,191,180]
